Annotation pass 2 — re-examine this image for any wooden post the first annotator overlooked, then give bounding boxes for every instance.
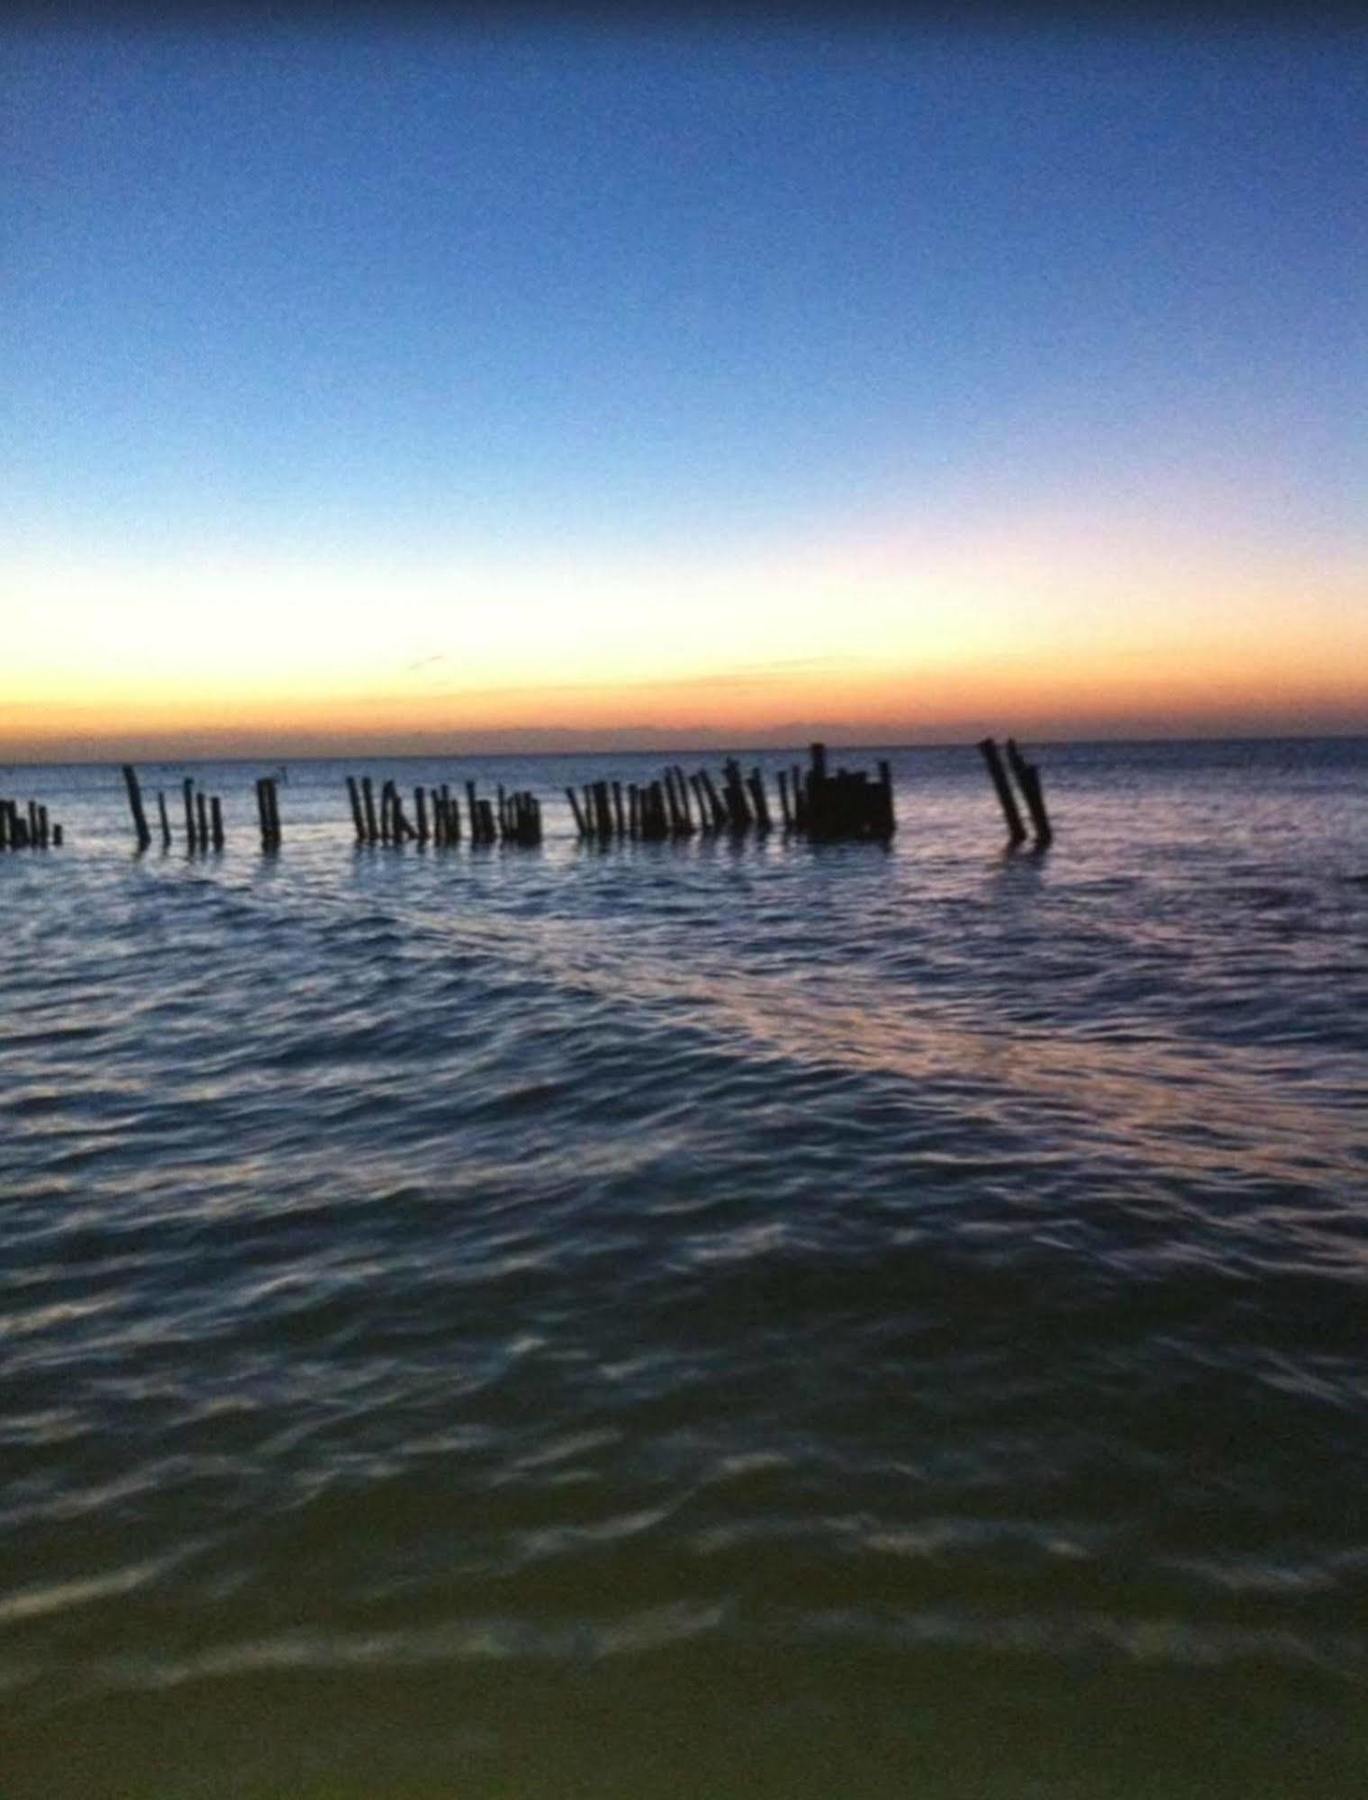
[977,739,1027,844]
[415,786,429,843]
[361,776,379,843]
[182,777,197,848]
[195,790,210,849]
[628,784,641,838]
[1005,739,1052,847]
[747,768,772,830]
[120,765,151,850]
[255,778,270,849]
[155,790,171,849]
[346,777,365,842]
[52,824,64,846]
[268,778,282,845]
[210,796,224,849]
[611,780,626,839]
[777,768,792,828]
[566,786,587,839]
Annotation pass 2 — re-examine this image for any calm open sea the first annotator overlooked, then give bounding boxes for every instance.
[2,739,1366,1798]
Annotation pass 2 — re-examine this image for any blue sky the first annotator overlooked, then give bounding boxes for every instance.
[3,19,1365,752]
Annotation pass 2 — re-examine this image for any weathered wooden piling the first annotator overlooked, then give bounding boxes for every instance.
[210,796,224,850]
[415,786,429,844]
[346,777,365,842]
[122,764,152,851]
[361,776,379,844]
[1004,739,1052,847]
[155,790,171,849]
[195,790,210,849]
[977,738,1027,845]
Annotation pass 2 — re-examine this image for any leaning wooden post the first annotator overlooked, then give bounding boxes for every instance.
[122,764,152,851]
[155,790,171,849]
[977,738,1027,844]
[565,787,587,839]
[346,777,365,842]
[1004,739,1052,847]
[747,768,772,830]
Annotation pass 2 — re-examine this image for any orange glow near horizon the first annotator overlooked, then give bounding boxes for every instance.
[4,512,1366,760]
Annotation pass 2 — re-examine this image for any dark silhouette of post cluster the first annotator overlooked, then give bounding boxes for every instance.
[1,794,62,850]
[121,764,265,853]
[345,774,542,848]
[977,737,1053,848]
[566,746,895,844]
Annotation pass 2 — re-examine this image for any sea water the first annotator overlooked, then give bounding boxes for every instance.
[2,739,1366,1797]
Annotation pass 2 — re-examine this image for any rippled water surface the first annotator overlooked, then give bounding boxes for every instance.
[3,739,1366,1797]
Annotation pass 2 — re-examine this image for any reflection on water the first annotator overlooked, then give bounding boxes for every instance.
[1,739,1367,1797]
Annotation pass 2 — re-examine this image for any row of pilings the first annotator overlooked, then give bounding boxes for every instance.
[345,776,544,848]
[1,795,62,850]
[567,747,896,844]
[111,743,1054,855]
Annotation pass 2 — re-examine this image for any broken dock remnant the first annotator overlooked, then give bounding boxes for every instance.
[789,744,895,841]
[1,794,62,851]
[565,748,894,845]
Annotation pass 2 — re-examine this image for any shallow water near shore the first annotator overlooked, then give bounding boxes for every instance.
[2,738,1367,1797]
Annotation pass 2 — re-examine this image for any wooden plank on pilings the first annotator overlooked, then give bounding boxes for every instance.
[565,786,587,839]
[346,777,365,842]
[976,738,1026,844]
[210,796,224,850]
[1005,739,1052,847]
[121,765,152,851]
[195,790,210,849]
[747,768,772,830]
[611,781,626,839]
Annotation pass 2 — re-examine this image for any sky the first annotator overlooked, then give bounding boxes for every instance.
[3,15,1365,758]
